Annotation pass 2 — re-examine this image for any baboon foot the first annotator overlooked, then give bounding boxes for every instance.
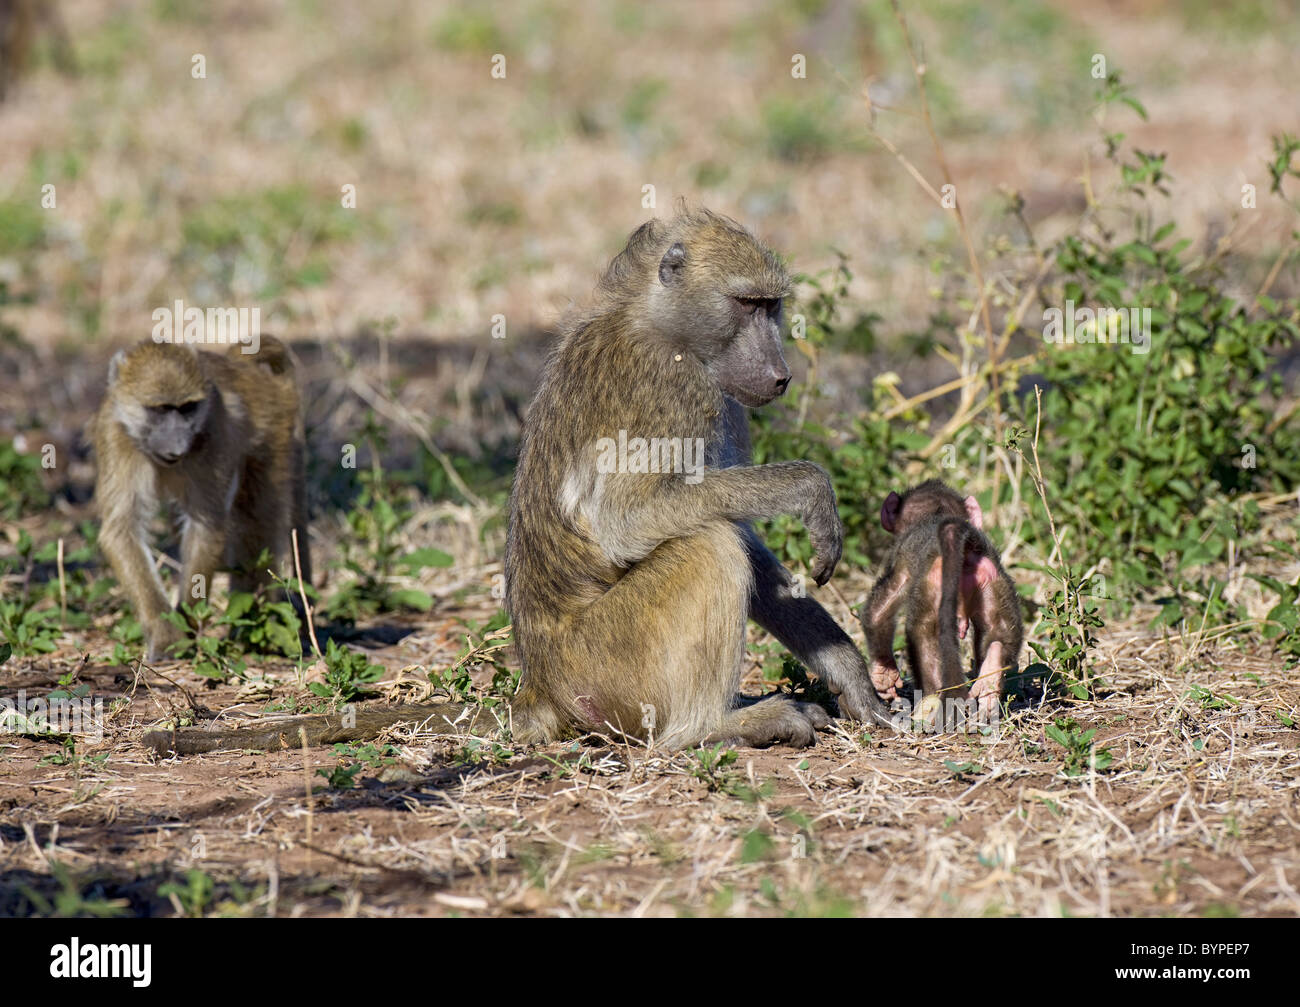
[145,619,185,663]
[709,696,831,749]
[969,642,1006,722]
[868,660,904,701]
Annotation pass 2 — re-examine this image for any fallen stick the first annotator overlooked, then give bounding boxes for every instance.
[142,702,495,757]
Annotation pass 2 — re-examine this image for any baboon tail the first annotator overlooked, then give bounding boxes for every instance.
[936,521,969,691]
[142,702,500,756]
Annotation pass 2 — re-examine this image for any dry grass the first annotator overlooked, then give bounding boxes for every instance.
[2,594,1298,917]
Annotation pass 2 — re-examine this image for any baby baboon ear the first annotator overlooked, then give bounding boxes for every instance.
[658,242,687,286]
[963,495,983,530]
[880,491,902,533]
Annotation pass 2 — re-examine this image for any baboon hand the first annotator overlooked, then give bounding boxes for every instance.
[801,468,843,586]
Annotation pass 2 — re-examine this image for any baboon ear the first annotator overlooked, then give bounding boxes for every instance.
[658,242,687,286]
[881,491,902,533]
[964,495,983,530]
[107,350,127,386]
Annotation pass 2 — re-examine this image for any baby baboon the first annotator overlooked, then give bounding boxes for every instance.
[505,206,894,750]
[861,479,1022,719]
[91,337,310,661]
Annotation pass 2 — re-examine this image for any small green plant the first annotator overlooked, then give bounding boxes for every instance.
[431,8,502,53]
[758,651,836,709]
[158,869,215,918]
[1045,717,1114,777]
[1004,421,1107,701]
[755,879,856,918]
[430,612,517,707]
[38,736,79,767]
[539,742,592,779]
[163,603,247,682]
[48,666,90,703]
[0,597,62,656]
[16,862,128,918]
[455,737,515,766]
[0,438,50,519]
[687,743,740,791]
[32,536,106,623]
[1266,132,1300,201]
[317,741,402,789]
[316,761,363,790]
[221,585,303,658]
[944,759,984,779]
[740,828,776,864]
[1252,568,1300,666]
[310,639,383,703]
[1185,685,1239,712]
[337,741,401,768]
[324,415,453,622]
[1022,575,1106,700]
[103,615,144,665]
[759,94,845,162]
[685,744,773,801]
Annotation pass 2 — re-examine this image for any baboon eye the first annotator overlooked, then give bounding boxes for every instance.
[178,401,199,416]
[734,296,781,317]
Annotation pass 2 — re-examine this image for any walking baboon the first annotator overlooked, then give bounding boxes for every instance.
[91,337,310,661]
[861,480,1022,719]
[505,207,894,749]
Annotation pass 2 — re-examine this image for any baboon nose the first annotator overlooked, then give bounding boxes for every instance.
[772,373,791,396]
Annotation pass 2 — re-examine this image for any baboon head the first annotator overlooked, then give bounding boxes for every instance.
[881,479,982,534]
[613,208,793,408]
[107,342,213,466]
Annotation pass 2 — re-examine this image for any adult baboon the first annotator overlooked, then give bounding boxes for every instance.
[505,207,894,749]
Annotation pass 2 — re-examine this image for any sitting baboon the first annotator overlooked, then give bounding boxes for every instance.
[505,207,894,749]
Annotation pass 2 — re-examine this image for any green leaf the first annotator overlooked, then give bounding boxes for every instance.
[740,829,775,864]
[399,548,454,572]
[389,589,434,612]
[225,592,256,620]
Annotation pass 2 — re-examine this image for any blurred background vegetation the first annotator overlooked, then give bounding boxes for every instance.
[0,0,1295,346]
